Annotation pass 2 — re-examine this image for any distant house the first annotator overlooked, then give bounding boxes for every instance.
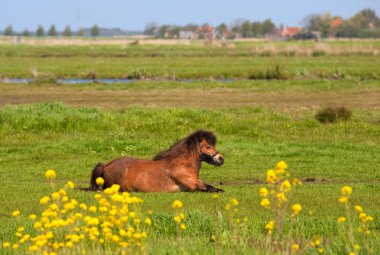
[179,31,199,40]
[196,25,215,40]
[330,17,343,30]
[279,26,301,37]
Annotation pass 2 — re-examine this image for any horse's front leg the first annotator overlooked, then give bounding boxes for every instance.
[204,183,225,193]
[172,172,224,192]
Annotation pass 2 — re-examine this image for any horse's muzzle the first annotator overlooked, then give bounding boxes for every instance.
[213,156,224,166]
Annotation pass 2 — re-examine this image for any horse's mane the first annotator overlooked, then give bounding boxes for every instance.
[153,130,217,161]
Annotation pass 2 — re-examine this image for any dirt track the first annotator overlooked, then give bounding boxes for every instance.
[1,84,379,113]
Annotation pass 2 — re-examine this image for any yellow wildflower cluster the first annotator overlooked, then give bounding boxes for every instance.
[337,185,375,254]
[2,171,150,254]
[172,200,186,231]
[259,161,302,235]
[338,185,352,204]
[224,198,246,225]
[309,237,324,254]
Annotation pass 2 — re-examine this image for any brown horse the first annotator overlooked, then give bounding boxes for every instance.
[90,130,224,192]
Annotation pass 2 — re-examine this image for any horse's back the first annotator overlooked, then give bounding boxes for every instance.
[103,157,178,192]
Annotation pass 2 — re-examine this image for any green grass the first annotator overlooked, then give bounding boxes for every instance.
[0,44,380,80]
[0,41,379,253]
[0,103,379,253]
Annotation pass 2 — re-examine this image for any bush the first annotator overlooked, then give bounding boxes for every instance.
[316,106,352,124]
[248,65,287,80]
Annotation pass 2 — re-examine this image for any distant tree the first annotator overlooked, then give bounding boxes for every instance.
[23,29,31,37]
[169,26,181,38]
[303,13,332,37]
[4,25,13,36]
[48,25,57,36]
[350,8,380,29]
[183,23,199,32]
[251,22,262,37]
[216,23,228,38]
[260,19,275,36]
[242,20,252,38]
[77,27,85,37]
[231,19,245,35]
[144,22,158,36]
[62,26,72,37]
[36,25,44,37]
[158,25,170,38]
[91,25,100,37]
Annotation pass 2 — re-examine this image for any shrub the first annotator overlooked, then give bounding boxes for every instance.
[248,65,287,80]
[316,106,352,124]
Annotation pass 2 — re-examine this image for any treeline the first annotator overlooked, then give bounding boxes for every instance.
[144,19,276,39]
[2,24,100,37]
[303,9,380,38]
[145,8,380,39]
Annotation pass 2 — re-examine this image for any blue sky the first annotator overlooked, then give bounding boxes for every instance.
[2,0,380,31]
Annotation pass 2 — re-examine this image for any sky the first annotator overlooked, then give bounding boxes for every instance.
[2,0,380,31]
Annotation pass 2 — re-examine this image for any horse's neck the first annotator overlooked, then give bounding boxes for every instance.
[170,155,202,176]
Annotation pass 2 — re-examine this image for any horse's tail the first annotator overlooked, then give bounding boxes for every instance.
[90,163,105,191]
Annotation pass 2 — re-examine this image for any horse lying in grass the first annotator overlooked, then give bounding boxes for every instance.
[90,130,225,192]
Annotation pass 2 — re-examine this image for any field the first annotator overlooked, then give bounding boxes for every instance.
[0,40,379,254]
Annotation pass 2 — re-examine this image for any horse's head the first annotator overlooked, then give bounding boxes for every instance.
[186,130,224,166]
[198,138,224,166]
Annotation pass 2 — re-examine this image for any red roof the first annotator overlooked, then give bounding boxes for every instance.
[281,27,301,37]
[330,17,342,29]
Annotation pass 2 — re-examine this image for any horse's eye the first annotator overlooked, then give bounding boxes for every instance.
[206,145,211,150]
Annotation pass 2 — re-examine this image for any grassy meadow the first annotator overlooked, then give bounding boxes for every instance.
[0,40,379,254]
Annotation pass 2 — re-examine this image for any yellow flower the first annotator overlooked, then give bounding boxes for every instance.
[225,203,231,211]
[260,198,271,209]
[266,170,277,184]
[337,217,346,223]
[259,187,268,197]
[17,227,25,232]
[180,223,186,230]
[358,212,366,220]
[338,197,348,203]
[40,196,50,205]
[172,200,183,209]
[281,180,292,192]
[89,206,97,213]
[66,181,75,189]
[96,177,105,186]
[12,210,20,217]
[291,244,299,252]
[341,186,352,196]
[45,169,56,179]
[231,198,239,206]
[265,220,275,234]
[29,214,37,220]
[292,204,302,215]
[318,248,324,253]
[276,160,288,170]
[12,244,19,250]
[354,205,363,213]
[348,252,356,255]
[354,244,361,251]
[2,242,10,248]
[276,192,287,202]
[174,216,181,223]
[212,194,219,199]
[51,192,60,200]
[144,218,152,225]
[29,245,38,251]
